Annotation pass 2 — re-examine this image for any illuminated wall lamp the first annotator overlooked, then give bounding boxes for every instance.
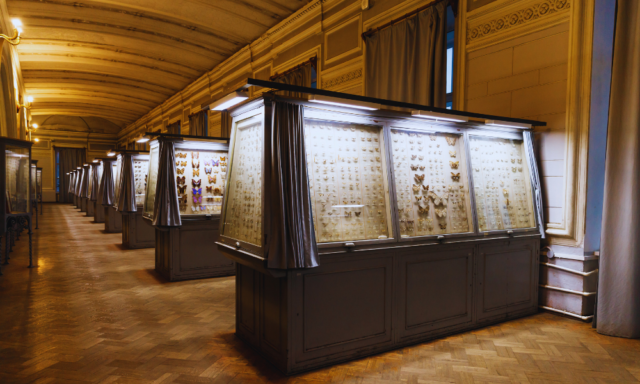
[485,120,532,129]
[209,91,249,111]
[411,110,469,123]
[1,19,22,46]
[18,95,34,113]
[308,95,380,110]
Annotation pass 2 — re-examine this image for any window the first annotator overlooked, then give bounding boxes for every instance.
[446,5,455,110]
[55,151,60,193]
[311,66,317,89]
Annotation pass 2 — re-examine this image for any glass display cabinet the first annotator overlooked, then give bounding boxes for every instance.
[0,137,34,272]
[106,152,125,233]
[99,157,118,230]
[88,160,103,221]
[114,151,153,249]
[74,166,82,209]
[79,164,91,213]
[68,171,75,205]
[36,167,42,217]
[217,90,545,375]
[143,133,234,281]
[30,160,39,229]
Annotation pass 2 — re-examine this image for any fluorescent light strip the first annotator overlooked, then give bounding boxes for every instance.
[309,95,379,110]
[411,110,469,123]
[210,91,249,111]
[136,137,150,143]
[485,119,532,129]
[332,205,365,208]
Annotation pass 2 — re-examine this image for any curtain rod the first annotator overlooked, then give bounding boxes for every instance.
[361,0,455,40]
[270,56,317,81]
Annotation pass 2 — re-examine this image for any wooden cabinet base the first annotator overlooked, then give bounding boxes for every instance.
[229,236,540,375]
[105,206,122,233]
[154,218,235,282]
[94,202,105,223]
[122,211,155,249]
[73,195,79,208]
[86,200,95,217]
[80,197,87,212]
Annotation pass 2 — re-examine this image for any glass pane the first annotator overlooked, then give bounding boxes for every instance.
[36,169,42,196]
[144,143,159,217]
[305,120,392,243]
[222,115,263,246]
[133,158,148,207]
[469,136,536,231]
[31,166,37,200]
[390,129,472,237]
[6,145,30,213]
[87,166,93,196]
[176,147,227,216]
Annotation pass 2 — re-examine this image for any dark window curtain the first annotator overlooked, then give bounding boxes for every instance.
[220,111,231,138]
[597,0,640,339]
[265,101,318,269]
[152,139,181,226]
[273,64,312,99]
[189,110,208,137]
[55,147,86,203]
[364,0,448,107]
[167,121,181,135]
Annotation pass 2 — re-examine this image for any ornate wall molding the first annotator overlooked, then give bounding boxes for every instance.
[467,0,571,44]
[322,68,362,89]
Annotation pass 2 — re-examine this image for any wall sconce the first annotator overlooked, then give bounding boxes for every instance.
[1,19,22,46]
[27,123,38,141]
[18,95,34,113]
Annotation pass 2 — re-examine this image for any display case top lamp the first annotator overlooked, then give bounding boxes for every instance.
[143,134,230,222]
[216,88,545,262]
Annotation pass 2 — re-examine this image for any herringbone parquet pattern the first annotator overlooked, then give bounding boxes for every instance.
[0,204,639,384]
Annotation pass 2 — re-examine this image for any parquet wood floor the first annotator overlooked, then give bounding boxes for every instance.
[1,204,639,384]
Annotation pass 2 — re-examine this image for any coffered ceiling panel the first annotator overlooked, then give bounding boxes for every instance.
[8,0,307,129]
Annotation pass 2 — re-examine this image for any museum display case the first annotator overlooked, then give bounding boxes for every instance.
[216,89,545,375]
[114,151,153,249]
[0,137,34,271]
[79,164,91,213]
[74,167,82,208]
[143,134,233,281]
[88,161,103,220]
[30,161,39,229]
[36,167,42,216]
[68,171,75,205]
[100,157,119,231]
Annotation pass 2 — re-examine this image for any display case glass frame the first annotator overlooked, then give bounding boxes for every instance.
[219,96,543,257]
[132,153,149,208]
[36,167,42,203]
[113,154,123,209]
[30,161,37,202]
[1,137,33,233]
[143,136,230,221]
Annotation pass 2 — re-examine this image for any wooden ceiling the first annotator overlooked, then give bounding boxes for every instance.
[8,0,307,129]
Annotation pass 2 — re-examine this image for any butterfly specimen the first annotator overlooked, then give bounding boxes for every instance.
[414,174,425,183]
[200,206,206,211]
[415,196,422,202]
[176,168,185,175]
[208,175,216,184]
[512,167,517,173]
[192,160,200,168]
[411,155,417,160]
[411,164,419,171]
[518,167,523,172]
[435,208,447,218]
[439,223,447,230]
[192,187,202,195]
[177,176,186,185]
[518,159,523,164]
[204,160,211,166]
[419,165,425,171]
[213,187,223,196]
[176,153,187,158]
[429,134,437,141]
[220,157,226,162]
[412,184,420,193]
[204,167,212,174]
[212,159,220,166]
[178,185,187,194]
[192,179,201,187]
[450,161,459,169]
[355,211,361,217]
[179,195,187,205]
[445,137,457,146]
[193,169,200,176]
[418,206,429,214]
[511,158,516,163]
[451,172,460,181]
[191,152,199,159]
[220,161,227,166]
[449,150,456,157]
[175,161,180,166]
[206,186,213,193]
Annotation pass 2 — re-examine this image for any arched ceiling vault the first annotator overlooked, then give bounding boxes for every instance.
[8,0,308,129]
